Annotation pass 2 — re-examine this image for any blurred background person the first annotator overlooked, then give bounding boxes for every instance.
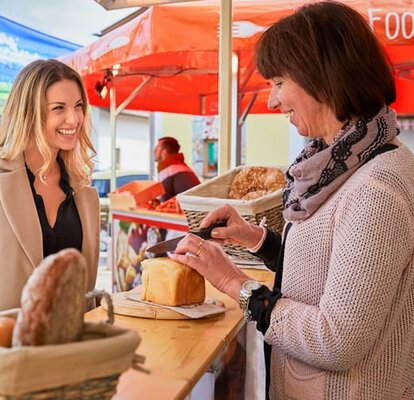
[172,2,414,399]
[154,136,200,202]
[0,59,99,311]
[153,136,201,246]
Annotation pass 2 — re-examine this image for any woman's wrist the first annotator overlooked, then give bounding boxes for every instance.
[246,225,267,252]
[227,274,250,302]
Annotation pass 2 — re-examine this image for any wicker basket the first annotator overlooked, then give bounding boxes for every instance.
[0,297,141,399]
[177,166,285,261]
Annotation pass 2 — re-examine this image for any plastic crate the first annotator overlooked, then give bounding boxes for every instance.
[109,180,164,209]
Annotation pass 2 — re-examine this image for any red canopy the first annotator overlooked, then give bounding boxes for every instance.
[60,0,414,115]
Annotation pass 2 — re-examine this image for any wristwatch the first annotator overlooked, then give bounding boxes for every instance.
[239,280,262,321]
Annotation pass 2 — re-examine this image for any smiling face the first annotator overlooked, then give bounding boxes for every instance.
[267,76,342,144]
[44,79,84,155]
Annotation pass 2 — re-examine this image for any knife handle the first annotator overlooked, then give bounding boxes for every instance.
[191,221,227,240]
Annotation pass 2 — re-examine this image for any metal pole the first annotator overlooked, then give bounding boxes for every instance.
[231,52,241,168]
[109,85,117,192]
[218,0,232,175]
[149,112,157,180]
[115,77,152,116]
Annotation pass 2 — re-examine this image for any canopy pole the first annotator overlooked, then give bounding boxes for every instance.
[109,86,117,192]
[231,52,240,168]
[239,92,258,126]
[115,76,153,116]
[218,0,232,175]
[109,76,152,192]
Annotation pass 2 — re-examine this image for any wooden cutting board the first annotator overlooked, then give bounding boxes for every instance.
[101,291,225,320]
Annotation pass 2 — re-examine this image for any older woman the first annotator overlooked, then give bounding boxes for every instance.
[171,2,414,399]
[0,59,99,311]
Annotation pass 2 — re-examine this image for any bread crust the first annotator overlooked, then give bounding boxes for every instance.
[141,258,205,306]
[228,166,285,200]
[12,248,87,346]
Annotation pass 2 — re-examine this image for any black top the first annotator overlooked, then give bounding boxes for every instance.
[26,158,82,258]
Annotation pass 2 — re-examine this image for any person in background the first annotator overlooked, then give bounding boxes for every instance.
[0,59,99,311]
[171,2,414,399]
[154,136,200,202]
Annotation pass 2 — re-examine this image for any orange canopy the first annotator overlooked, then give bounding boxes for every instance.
[60,0,414,115]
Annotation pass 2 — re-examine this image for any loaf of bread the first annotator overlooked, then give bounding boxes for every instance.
[228,166,285,200]
[141,258,205,306]
[12,248,87,346]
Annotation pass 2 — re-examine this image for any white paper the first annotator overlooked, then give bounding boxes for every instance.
[126,288,226,319]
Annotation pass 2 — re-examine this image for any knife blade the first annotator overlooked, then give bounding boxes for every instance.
[146,221,226,254]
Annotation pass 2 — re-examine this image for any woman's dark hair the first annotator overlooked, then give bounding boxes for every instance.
[256,1,396,121]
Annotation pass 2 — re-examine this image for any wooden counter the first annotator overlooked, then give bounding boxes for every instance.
[112,208,188,232]
[86,268,274,400]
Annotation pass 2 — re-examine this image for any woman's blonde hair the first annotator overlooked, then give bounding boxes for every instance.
[0,59,96,190]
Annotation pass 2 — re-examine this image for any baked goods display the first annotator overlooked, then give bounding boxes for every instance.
[141,257,205,306]
[228,166,285,200]
[12,248,87,346]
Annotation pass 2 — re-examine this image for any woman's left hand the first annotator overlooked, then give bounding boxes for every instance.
[170,233,249,301]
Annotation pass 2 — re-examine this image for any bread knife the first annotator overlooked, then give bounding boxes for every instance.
[146,221,226,254]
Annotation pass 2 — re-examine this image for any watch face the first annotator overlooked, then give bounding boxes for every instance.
[243,280,262,293]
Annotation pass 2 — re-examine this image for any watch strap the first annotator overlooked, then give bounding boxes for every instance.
[239,280,262,321]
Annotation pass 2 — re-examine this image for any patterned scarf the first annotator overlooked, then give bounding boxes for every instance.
[283,106,399,222]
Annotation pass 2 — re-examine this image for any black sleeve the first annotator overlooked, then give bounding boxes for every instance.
[249,285,282,334]
[248,224,292,334]
[253,228,282,272]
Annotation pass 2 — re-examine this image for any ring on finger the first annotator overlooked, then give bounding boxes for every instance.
[198,238,205,248]
[195,246,202,257]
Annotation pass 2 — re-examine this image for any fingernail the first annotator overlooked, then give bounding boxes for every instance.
[211,229,218,237]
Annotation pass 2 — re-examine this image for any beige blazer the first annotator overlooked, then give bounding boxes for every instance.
[0,156,100,311]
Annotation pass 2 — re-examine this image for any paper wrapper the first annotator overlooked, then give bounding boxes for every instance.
[126,286,225,319]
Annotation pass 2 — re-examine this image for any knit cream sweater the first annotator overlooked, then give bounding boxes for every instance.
[265,145,414,400]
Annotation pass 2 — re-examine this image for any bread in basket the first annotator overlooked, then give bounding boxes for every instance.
[0,249,143,400]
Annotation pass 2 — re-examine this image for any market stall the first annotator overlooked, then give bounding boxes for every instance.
[61,0,414,185]
[62,1,414,116]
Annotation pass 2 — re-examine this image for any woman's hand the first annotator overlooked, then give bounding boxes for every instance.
[170,233,249,301]
[199,205,264,249]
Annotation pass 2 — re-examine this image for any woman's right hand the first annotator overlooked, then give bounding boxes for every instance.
[171,233,248,301]
[199,205,264,249]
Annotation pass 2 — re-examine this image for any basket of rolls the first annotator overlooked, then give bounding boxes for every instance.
[177,166,286,262]
[0,248,143,400]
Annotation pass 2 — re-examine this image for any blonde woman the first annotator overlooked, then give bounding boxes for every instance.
[0,59,99,311]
